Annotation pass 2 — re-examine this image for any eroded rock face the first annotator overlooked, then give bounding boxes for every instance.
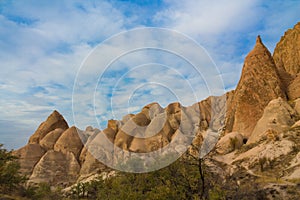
[141,102,164,120]
[79,151,106,179]
[216,132,244,155]
[226,36,285,138]
[287,74,300,100]
[295,98,300,115]
[248,97,296,144]
[28,110,69,144]
[13,144,45,175]
[54,126,84,159]
[29,150,80,186]
[39,128,64,150]
[273,22,300,76]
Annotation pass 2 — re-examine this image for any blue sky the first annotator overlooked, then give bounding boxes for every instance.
[0,0,299,149]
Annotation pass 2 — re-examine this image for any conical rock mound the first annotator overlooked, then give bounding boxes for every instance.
[28,110,69,144]
[226,36,286,137]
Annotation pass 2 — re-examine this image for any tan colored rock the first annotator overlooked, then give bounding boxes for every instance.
[132,112,151,126]
[295,98,300,115]
[114,129,134,151]
[291,120,300,128]
[79,151,106,178]
[29,150,80,186]
[273,22,300,76]
[121,114,134,124]
[107,120,119,133]
[13,144,45,175]
[166,103,181,126]
[54,126,84,159]
[85,126,93,132]
[128,138,147,152]
[102,127,117,144]
[141,102,163,120]
[287,74,300,100]
[28,110,69,144]
[226,36,285,137]
[233,139,294,167]
[216,132,244,155]
[198,92,232,132]
[39,128,64,150]
[248,97,296,144]
[114,112,151,150]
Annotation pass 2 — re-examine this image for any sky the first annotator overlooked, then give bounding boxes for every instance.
[0,0,299,149]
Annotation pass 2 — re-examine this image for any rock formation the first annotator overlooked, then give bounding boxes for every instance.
[247,97,296,144]
[13,144,45,175]
[273,22,300,76]
[28,110,69,144]
[226,36,286,138]
[14,22,300,196]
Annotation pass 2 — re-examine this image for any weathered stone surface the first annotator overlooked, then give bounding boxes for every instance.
[248,98,296,144]
[226,36,285,138]
[107,120,120,133]
[121,114,134,124]
[166,103,181,131]
[287,74,300,100]
[13,144,45,175]
[114,127,137,151]
[102,127,117,144]
[141,102,164,120]
[79,150,106,178]
[132,112,151,127]
[295,98,300,115]
[54,126,84,159]
[291,120,300,129]
[273,22,300,76]
[216,132,244,155]
[39,128,64,150]
[28,110,69,144]
[29,150,80,186]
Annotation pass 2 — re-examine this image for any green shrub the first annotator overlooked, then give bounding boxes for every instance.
[0,144,26,193]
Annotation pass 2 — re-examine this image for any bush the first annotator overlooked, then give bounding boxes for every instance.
[259,157,267,172]
[0,144,26,193]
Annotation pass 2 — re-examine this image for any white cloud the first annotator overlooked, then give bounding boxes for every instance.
[155,0,259,37]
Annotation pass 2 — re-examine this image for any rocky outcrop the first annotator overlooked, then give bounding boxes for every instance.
[273,22,300,76]
[29,150,80,186]
[54,126,84,159]
[287,74,300,100]
[216,132,244,154]
[39,128,64,150]
[295,98,300,115]
[13,144,45,175]
[28,110,69,144]
[247,97,296,144]
[15,23,300,192]
[79,151,106,179]
[226,36,285,138]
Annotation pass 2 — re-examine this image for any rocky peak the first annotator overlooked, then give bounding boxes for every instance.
[226,36,285,138]
[28,110,69,144]
[273,22,300,76]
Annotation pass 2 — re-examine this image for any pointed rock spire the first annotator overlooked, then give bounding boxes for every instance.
[225,36,285,138]
[28,110,69,144]
[256,35,262,44]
